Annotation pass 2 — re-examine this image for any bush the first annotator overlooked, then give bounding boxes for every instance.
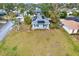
[72,11,79,17]
[28,10,34,15]
[50,23,53,29]
[24,16,31,25]
[50,23,59,29]
[59,11,67,18]
[43,11,50,18]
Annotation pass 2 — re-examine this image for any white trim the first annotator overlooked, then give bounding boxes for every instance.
[63,25,78,34]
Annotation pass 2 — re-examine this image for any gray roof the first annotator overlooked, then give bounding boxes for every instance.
[32,7,50,24]
[32,15,50,24]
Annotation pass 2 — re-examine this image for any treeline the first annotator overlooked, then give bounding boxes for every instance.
[0,3,79,23]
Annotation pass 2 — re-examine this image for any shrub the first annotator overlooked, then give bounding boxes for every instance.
[72,11,79,17]
[24,16,31,25]
[59,11,67,18]
[50,23,59,29]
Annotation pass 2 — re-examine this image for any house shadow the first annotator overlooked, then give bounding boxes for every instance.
[71,33,79,35]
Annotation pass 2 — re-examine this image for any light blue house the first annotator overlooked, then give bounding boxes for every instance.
[32,7,50,29]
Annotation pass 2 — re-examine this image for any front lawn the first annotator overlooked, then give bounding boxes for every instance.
[0,28,79,56]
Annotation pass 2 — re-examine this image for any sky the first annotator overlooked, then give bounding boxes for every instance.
[0,0,79,3]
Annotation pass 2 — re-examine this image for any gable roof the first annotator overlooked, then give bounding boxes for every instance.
[32,14,50,24]
[32,7,50,24]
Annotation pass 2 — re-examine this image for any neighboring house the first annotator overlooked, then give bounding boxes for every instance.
[60,19,79,34]
[16,14,24,23]
[0,9,6,16]
[66,9,74,17]
[32,7,50,30]
[0,9,7,24]
[12,10,20,16]
[67,11,73,17]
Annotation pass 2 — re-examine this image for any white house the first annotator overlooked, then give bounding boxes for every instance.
[32,7,50,30]
[67,11,73,17]
[60,19,79,34]
[16,14,24,22]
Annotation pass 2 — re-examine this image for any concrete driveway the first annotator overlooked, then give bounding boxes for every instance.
[0,23,5,29]
[0,21,14,41]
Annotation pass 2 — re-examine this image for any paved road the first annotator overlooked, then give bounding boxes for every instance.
[0,21,14,41]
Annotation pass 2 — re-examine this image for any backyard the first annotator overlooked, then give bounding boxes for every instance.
[0,25,79,56]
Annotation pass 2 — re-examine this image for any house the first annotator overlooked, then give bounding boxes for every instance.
[0,9,6,16]
[0,9,7,24]
[16,14,24,23]
[12,10,20,17]
[60,19,79,34]
[32,7,50,30]
[67,11,73,17]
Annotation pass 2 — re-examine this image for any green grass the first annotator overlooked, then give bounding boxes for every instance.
[0,29,79,56]
[61,29,79,55]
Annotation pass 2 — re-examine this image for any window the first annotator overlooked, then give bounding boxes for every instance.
[36,24,39,27]
[34,24,39,27]
[42,16,45,19]
[38,21,45,23]
[43,24,47,27]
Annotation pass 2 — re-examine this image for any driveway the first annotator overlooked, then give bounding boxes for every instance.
[0,23,5,29]
[0,21,14,41]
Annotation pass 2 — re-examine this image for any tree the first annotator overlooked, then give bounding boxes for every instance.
[49,4,60,23]
[37,3,60,23]
[4,3,16,12]
[59,11,67,18]
[24,16,31,25]
[39,3,52,17]
[72,11,79,17]
[17,3,26,13]
[28,10,34,15]
[3,11,16,20]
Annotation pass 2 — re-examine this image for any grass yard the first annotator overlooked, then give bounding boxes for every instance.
[0,28,79,56]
